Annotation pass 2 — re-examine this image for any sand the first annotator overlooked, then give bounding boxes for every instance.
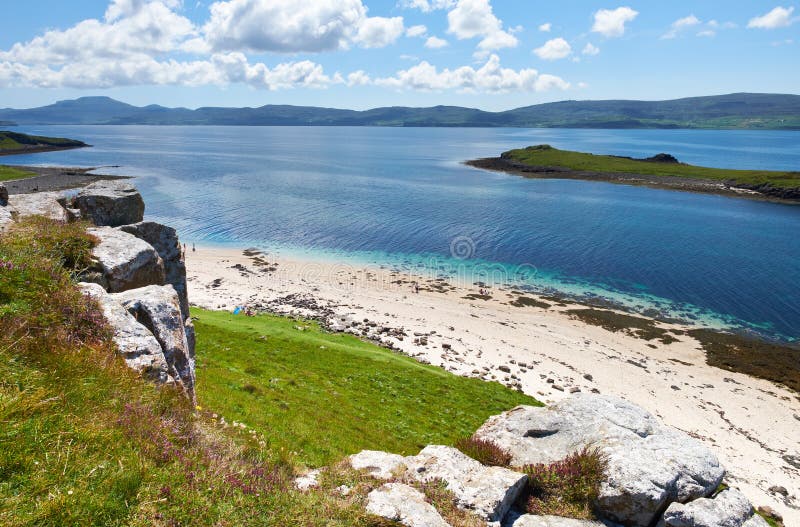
[185,245,799,523]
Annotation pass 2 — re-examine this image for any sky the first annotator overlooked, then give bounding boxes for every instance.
[0,0,798,111]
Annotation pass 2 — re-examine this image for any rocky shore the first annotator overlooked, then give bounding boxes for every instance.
[466,156,800,203]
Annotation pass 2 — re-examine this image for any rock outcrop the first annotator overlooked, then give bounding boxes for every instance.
[474,395,724,526]
[349,450,407,480]
[89,227,166,293]
[112,285,195,401]
[505,513,611,526]
[8,191,68,222]
[659,489,769,527]
[75,180,145,227]
[0,183,8,205]
[80,283,169,384]
[119,222,188,319]
[366,483,450,527]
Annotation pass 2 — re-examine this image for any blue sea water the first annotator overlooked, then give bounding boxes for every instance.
[6,126,800,340]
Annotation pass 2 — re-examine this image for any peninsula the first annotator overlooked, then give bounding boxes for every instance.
[468,144,800,202]
[0,130,88,156]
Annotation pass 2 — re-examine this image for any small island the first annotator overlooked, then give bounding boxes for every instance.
[0,130,88,156]
[468,144,800,203]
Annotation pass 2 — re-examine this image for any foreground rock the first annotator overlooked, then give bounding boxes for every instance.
[112,285,196,402]
[660,489,769,527]
[349,450,407,480]
[405,445,528,523]
[8,191,68,222]
[505,513,610,526]
[79,283,169,383]
[366,483,450,527]
[75,180,144,227]
[120,221,188,319]
[89,227,165,292]
[474,395,724,526]
[0,203,13,233]
[0,183,8,205]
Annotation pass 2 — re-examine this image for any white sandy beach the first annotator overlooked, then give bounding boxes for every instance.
[185,245,799,524]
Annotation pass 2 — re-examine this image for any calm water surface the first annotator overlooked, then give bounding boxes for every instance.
[7,126,800,340]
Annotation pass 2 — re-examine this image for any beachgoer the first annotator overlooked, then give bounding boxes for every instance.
[192,243,196,252]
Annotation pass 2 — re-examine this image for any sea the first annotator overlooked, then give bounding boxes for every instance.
[5,126,800,341]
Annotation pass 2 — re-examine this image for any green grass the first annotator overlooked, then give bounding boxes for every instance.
[505,144,800,189]
[0,165,35,182]
[1,216,538,526]
[0,131,86,152]
[193,309,538,468]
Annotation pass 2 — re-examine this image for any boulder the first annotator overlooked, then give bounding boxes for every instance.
[660,489,769,527]
[294,469,321,491]
[349,450,407,480]
[0,204,13,233]
[366,483,450,527]
[505,513,611,526]
[74,180,144,227]
[89,227,165,293]
[119,222,188,319]
[0,183,8,205]
[79,283,169,383]
[111,285,195,402]
[8,191,68,222]
[404,445,528,523]
[474,395,724,527]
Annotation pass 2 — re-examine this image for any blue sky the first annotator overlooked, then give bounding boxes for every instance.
[0,0,798,110]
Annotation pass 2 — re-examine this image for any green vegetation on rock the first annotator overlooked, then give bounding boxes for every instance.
[505,145,800,189]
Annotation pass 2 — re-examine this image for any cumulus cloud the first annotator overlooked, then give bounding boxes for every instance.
[592,6,638,38]
[447,0,519,50]
[347,70,371,86]
[425,36,449,48]
[661,14,701,39]
[399,0,455,11]
[406,24,428,38]
[203,0,404,53]
[747,6,796,29]
[375,54,569,93]
[538,22,552,32]
[582,42,600,56]
[533,38,572,60]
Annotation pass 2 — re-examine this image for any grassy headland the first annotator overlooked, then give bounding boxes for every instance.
[468,145,800,202]
[0,131,87,156]
[0,216,536,526]
[0,165,36,182]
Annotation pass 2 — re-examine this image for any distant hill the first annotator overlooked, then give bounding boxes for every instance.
[1,93,798,129]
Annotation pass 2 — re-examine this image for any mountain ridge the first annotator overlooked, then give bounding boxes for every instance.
[1,93,799,129]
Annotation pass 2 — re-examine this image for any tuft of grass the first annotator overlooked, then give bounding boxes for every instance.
[455,435,512,467]
[521,446,608,520]
[504,144,800,189]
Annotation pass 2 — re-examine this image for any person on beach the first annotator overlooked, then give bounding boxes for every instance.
[192,243,196,252]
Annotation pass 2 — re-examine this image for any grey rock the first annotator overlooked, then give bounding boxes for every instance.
[349,450,407,480]
[0,183,8,205]
[506,513,610,527]
[89,227,165,293]
[366,483,450,527]
[75,180,144,227]
[475,395,724,527]
[0,204,13,233]
[8,191,68,222]
[184,316,196,359]
[79,283,168,383]
[112,285,195,402]
[294,469,321,491]
[404,445,528,522]
[119,222,188,319]
[660,489,767,527]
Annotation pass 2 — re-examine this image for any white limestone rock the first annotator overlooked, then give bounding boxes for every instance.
[8,191,68,222]
[506,513,611,526]
[660,489,769,527]
[89,227,166,293]
[349,450,407,480]
[475,395,724,527]
[74,180,144,227]
[405,445,528,523]
[366,483,451,527]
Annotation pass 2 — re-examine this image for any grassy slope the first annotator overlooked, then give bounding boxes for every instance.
[0,165,35,182]
[505,145,800,189]
[0,131,86,151]
[194,308,538,467]
[1,217,537,526]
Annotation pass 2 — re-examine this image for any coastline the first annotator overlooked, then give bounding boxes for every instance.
[185,244,800,524]
[1,165,128,194]
[466,156,800,204]
[0,144,88,157]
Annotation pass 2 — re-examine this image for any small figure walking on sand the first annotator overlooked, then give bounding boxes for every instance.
[414,282,420,294]
[192,243,196,252]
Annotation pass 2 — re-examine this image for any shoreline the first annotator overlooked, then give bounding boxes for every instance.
[185,244,800,524]
[466,156,800,204]
[0,144,88,157]
[1,165,128,194]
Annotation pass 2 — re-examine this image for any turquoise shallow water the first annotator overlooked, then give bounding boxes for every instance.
[7,126,800,340]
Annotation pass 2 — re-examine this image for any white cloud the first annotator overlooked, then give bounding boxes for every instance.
[747,6,796,29]
[592,6,639,38]
[203,0,404,53]
[661,14,701,39]
[347,70,371,86]
[425,36,449,48]
[406,24,428,38]
[533,37,572,60]
[447,0,519,50]
[399,0,454,12]
[582,42,600,56]
[697,30,716,37]
[538,22,552,32]
[375,53,569,93]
